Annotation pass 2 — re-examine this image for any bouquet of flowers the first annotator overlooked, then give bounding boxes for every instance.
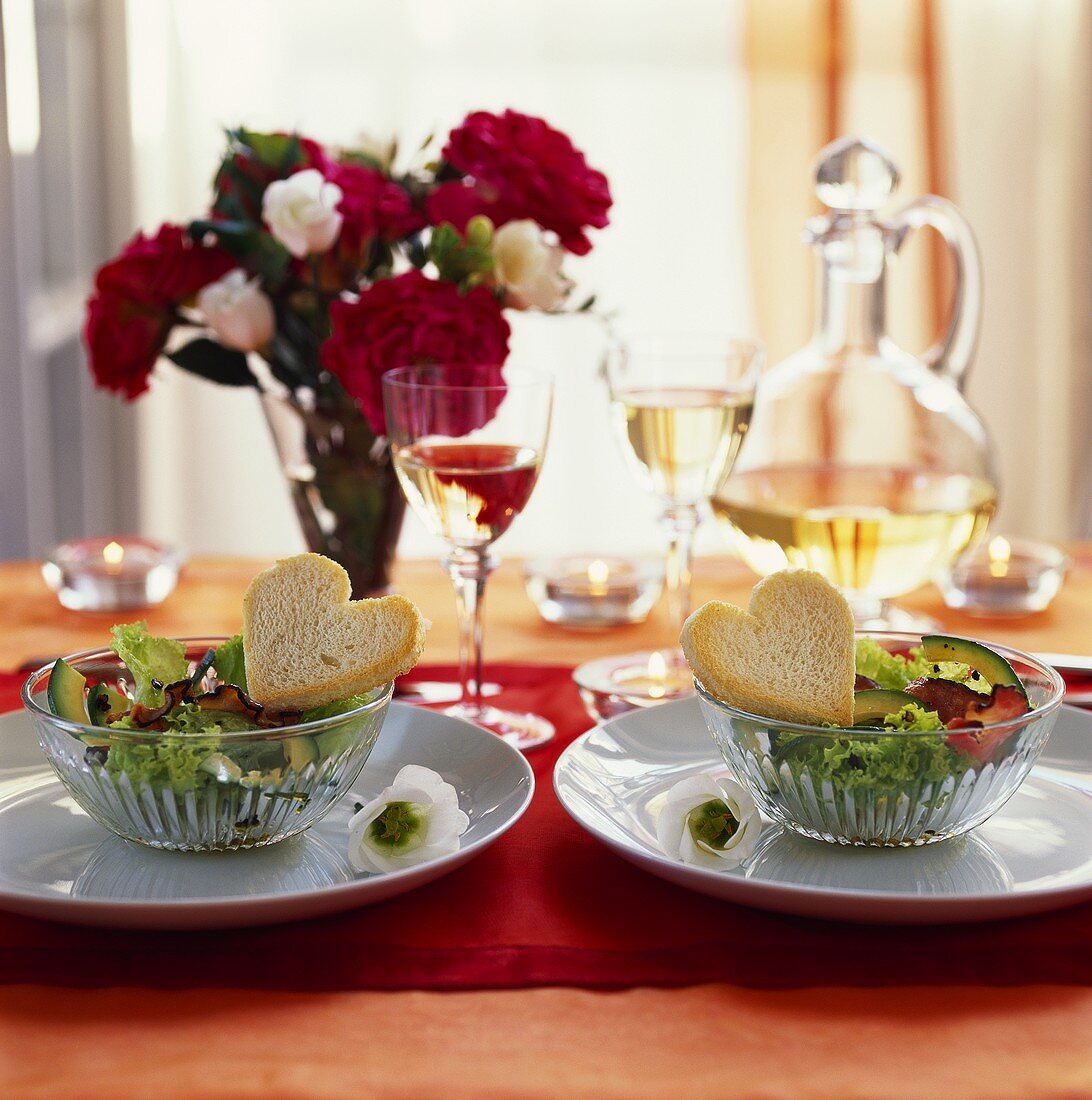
[84,110,611,593]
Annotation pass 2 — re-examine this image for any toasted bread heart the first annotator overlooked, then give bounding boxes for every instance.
[242,553,427,711]
[680,569,855,726]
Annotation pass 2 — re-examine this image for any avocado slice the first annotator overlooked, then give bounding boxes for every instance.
[853,689,924,726]
[47,659,113,746]
[87,684,129,727]
[314,726,357,760]
[47,658,90,725]
[284,735,319,773]
[198,752,243,783]
[773,733,834,763]
[921,635,1029,704]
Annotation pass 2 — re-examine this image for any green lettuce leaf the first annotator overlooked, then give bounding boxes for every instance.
[880,703,945,731]
[301,691,378,723]
[110,704,255,738]
[782,733,964,792]
[929,661,991,693]
[854,637,932,689]
[104,729,221,794]
[854,637,986,695]
[214,634,247,692]
[110,622,189,707]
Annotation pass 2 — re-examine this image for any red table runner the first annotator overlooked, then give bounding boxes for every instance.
[2,665,1091,991]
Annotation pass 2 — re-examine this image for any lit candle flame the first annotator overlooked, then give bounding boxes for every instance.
[587,558,610,596]
[103,540,125,575]
[647,650,668,699]
[988,536,1011,579]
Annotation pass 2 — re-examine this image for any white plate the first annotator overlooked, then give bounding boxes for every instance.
[554,698,1092,924]
[0,702,533,930]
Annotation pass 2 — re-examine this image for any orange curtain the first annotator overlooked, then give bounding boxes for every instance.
[744,0,945,368]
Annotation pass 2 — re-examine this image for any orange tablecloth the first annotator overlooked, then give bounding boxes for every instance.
[3,554,1092,1096]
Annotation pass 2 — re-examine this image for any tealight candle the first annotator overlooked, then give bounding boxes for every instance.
[573,648,695,722]
[42,537,182,612]
[524,556,662,630]
[938,536,1070,617]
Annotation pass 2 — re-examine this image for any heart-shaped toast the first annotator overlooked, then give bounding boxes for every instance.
[242,553,427,710]
[680,569,855,725]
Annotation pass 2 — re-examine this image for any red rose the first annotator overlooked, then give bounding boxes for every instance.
[321,270,511,435]
[297,135,333,174]
[83,224,234,398]
[328,162,425,263]
[424,180,502,235]
[83,293,171,399]
[434,109,612,255]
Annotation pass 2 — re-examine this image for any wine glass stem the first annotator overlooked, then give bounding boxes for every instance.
[662,502,700,636]
[444,547,497,717]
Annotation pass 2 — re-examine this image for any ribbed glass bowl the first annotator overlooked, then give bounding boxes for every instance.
[696,632,1065,847]
[22,638,393,852]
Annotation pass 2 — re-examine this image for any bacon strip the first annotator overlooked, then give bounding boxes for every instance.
[125,681,302,730]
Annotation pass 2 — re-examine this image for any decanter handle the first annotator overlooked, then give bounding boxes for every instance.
[889,196,982,392]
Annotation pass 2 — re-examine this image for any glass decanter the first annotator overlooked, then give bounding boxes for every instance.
[714,136,997,628]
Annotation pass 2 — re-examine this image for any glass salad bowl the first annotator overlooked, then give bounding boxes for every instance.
[22,638,393,852]
[695,633,1065,847]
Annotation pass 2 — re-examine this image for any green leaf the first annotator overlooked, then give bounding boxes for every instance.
[428,222,495,289]
[210,129,310,224]
[213,634,247,692]
[238,129,304,171]
[189,219,291,288]
[340,151,384,172]
[110,622,189,708]
[167,339,257,388]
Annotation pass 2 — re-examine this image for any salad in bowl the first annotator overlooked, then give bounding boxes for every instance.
[22,554,427,851]
[681,570,1065,847]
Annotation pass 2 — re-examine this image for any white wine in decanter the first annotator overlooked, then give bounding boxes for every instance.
[715,136,997,629]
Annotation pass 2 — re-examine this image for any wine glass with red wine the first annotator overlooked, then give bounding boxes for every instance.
[383,365,554,750]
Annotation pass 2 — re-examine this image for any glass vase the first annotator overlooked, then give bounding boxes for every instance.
[262,389,405,597]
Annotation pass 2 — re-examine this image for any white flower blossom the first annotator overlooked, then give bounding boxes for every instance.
[656,770,761,870]
[348,764,469,874]
[492,219,572,311]
[197,269,275,351]
[262,168,343,258]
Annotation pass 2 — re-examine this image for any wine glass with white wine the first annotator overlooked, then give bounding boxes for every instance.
[607,336,763,656]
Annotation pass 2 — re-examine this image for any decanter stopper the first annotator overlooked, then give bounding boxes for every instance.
[805,135,982,392]
[814,136,900,212]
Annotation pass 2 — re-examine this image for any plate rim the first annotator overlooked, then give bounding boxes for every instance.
[553,698,1092,913]
[0,701,534,918]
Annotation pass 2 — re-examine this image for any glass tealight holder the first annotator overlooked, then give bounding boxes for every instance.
[937,536,1069,617]
[573,649,694,723]
[42,537,182,612]
[524,556,663,631]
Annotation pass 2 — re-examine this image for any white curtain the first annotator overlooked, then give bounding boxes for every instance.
[124,0,751,560]
[940,0,1092,540]
[743,0,1091,544]
[121,0,1091,563]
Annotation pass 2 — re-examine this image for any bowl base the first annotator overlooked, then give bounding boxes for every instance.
[782,820,964,848]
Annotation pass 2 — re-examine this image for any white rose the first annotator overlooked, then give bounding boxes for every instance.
[656,770,762,870]
[492,219,572,311]
[348,764,469,874]
[262,168,343,258]
[196,269,275,352]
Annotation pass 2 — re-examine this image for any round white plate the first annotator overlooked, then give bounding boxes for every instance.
[0,702,533,930]
[554,698,1092,924]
